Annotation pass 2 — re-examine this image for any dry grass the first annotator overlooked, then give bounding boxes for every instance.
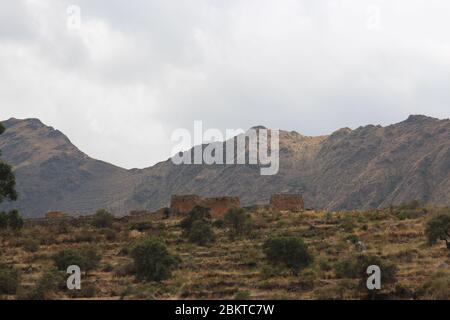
[0,206,449,300]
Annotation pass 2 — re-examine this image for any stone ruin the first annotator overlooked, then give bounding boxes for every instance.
[202,197,240,218]
[170,195,202,214]
[45,211,66,219]
[270,193,304,212]
[170,194,240,217]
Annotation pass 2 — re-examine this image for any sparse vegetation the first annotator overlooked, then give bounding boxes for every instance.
[0,205,448,299]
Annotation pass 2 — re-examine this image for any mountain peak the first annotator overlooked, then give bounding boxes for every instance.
[404,114,437,123]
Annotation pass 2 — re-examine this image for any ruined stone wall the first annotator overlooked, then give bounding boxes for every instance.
[170,195,201,214]
[270,193,304,212]
[202,197,240,218]
[45,211,66,218]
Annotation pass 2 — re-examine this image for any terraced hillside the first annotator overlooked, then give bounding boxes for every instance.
[0,205,449,300]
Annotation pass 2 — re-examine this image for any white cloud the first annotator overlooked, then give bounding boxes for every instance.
[1,0,450,168]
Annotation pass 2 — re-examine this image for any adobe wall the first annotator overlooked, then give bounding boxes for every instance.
[270,193,304,212]
[170,195,202,214]
[202,197,240,218]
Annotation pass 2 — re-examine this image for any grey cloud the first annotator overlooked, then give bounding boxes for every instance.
[1,0,450,168]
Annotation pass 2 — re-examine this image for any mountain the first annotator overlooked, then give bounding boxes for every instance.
[1,115,450,217]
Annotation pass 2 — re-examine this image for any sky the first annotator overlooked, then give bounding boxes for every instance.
[1,0,450,169]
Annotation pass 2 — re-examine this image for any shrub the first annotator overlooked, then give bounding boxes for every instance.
[263,236,313,275]
[224,208,252,239]
[188,220,215,246]
[334,254,397,287]
[52,249,85,271]
[420,271,450,299]
[129,221,152,232]
[179,206,211,235]
[0,210,24,231]
[28,269,65,300]
[0,264,20,295]
[79,245,101,274]
[212,219,225,229]
[91,209,114,229]
[130,237,179,281]
[23,238,40,253]
[0,212,7,230]
[52,246,101,274]
[425,213,450,249]
[234,290,251,300]
[102,228,117,241]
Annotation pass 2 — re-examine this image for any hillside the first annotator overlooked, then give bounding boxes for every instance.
[0,205,449,299]
[1,115,450,217]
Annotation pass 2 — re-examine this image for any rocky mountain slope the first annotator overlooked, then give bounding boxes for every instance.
[1,115,449,217]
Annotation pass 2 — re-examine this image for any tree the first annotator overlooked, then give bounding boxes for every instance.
[263,236,313,275]
[130,237,179,282]
[179,206,211,235]
[91,209,114,228]
[0,211,7,230]
[426,213,450,249]
[224,208,252,239]
[188,220,215,246]
[7,209,23,231]
[0,123,17,204]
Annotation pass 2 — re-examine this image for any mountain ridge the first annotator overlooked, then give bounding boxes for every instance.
[1,115,449,217]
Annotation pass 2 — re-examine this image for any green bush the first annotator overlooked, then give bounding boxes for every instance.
[334,254,397,284]
[130,237,179,281]
[188,220,215,246]
[0,264,20,295]
[425,213,450,249]
[52,245,101,274]
[179,206,211,235]
[224,208,252,239]
[0,210,23,231]
[91,209,114,229]
[28,269,65,300]
[263,236,313,275]
[52,249,85,271]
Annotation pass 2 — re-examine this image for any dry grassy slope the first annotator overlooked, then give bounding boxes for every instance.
[0,207,449,300]
[1,115,450,217]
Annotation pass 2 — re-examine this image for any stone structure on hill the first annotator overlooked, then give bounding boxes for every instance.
[202,197,240,218]
[45,211,66,218]
[170,194,240,217]
[170,195,202,214]
[270,193,304,212]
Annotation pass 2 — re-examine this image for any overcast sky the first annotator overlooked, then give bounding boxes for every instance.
[1,0,450,168]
